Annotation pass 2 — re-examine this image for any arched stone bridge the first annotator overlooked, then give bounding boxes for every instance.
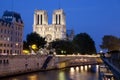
[52,55,102,68]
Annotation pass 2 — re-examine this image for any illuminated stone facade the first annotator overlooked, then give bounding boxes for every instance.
[33,9,66,42]
[0,11,24,55]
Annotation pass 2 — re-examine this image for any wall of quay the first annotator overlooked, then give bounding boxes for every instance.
[0,55,49,78]
[0,55,100,78]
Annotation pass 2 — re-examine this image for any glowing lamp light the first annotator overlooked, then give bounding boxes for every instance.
[16,43,18,46]
[31,44,37,50]
[23,50,30,55]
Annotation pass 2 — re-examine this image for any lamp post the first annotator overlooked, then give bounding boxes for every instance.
[61,50,66,55]
[29,45,32,54]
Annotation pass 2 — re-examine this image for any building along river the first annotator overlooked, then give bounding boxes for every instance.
[2,65,99,80]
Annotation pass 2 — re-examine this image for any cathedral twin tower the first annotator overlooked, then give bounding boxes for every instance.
[33,9,66,42]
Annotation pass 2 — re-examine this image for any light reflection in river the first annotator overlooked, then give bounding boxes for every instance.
[76,67,79,72]
[81,66,83,71]
[28,74,37,80]
[69,65,98,80]
[70,67,75,79]
[2,65,99,80]
[12,79,19,80]
[89,65,91,68]
[58,71,65,80]
[85,65,88,71]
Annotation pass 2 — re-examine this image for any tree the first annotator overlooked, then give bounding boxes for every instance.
[24,32,47,52]
[100,35,120,51]
[73,33,96,54]
[49,40,77,55]
[23,41,29,50]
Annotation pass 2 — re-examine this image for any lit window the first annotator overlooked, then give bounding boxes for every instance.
[7,37,10,41]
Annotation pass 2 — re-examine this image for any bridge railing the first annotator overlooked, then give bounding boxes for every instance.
[102,57,120,80]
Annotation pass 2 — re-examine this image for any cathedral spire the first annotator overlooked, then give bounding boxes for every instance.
[58,0,61,9]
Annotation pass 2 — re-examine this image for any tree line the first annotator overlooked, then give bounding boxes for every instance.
[100,35,120,51]
[23,32,120,55]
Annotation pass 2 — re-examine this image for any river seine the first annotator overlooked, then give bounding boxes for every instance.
[2,65,99,80]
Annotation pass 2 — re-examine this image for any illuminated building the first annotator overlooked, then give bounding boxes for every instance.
[0,11,24,55]
[33,9,66,42]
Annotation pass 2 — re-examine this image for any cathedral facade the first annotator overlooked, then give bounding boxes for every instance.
[33,9,66,42]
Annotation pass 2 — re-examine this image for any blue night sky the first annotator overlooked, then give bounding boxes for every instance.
[0,0,120,52]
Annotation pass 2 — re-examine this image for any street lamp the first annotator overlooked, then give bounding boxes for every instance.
[61,50,66,55]
[31,44,37,50]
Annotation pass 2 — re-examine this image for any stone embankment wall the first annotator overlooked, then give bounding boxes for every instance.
[0,55,48,77]
[0,55,100,78]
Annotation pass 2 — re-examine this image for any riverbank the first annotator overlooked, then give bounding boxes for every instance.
[0,55,101,78]
[0,55,48,78]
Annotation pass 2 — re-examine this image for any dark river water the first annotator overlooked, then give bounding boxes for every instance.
[2,65,99,80]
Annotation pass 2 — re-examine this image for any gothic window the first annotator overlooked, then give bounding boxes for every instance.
[45,34,52,42]
[40,14,43,25]
[59,14,61,24]
[37,15,39,25]
[56,14,58,24]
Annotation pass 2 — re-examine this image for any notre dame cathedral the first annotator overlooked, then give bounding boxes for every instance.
[33,9,66,42]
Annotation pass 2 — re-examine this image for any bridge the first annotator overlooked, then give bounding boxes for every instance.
[47,55,102,69]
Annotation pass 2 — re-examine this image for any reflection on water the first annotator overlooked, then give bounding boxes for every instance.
[59,71,65,80]
[28,74,37,80]
[69,65,99,80]
[76,67,79,72]
[2,65,99,80]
